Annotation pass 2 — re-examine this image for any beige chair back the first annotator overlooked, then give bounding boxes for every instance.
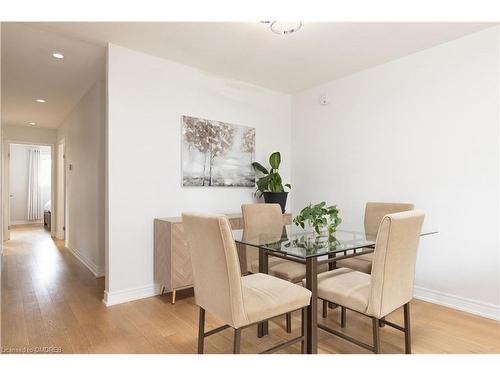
[182,213,249,328]
[364,202,415,238]
[241,204,284,272]
[366,210,425,319]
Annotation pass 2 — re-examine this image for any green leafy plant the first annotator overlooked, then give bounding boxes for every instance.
[252,151,291,197]
[293,201,342,235]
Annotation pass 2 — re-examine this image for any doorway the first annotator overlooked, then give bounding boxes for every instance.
[3,142,55,240]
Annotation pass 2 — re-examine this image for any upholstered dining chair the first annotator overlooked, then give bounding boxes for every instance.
[241,203,327,333]
[336,202,415,274]
[330,202,415,325]
[305,210,425,354]
[183,213,312,354]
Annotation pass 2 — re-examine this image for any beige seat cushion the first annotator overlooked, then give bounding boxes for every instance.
[250,258,328,284]
[242,273,312,325]
[304,268,371,315]
[336,253,373,274]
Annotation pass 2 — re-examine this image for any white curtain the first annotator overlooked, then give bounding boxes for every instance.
[27,148,43,221]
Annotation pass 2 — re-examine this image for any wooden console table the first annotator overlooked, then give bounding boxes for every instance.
[154,212,292,303]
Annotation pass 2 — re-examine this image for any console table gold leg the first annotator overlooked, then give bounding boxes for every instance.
[160,286,165,295]
[171,289,177,304]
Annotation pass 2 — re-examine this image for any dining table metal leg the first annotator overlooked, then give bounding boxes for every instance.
[301,307,307,354]
[305,257,318,354]
[257,248,269,338]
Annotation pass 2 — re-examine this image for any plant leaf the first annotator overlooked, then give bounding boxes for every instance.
[269,152,281,170]
[256,175,271,192]
[252,162,269,175]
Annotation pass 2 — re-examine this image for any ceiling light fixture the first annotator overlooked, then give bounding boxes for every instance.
[36,99,46,103]
[52,52,64,59]
[29,122,36,126]
[269,21,302,35]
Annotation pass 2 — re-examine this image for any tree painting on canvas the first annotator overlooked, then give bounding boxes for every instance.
[182,115,255,187]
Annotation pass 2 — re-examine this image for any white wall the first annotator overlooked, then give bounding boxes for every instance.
[0,21,3,342]
[9,144,29,223]
[0,22,2,241]
[57,79,106,278]
[106,44,291,305]
[291,27,500,319]
[9,144,51,224]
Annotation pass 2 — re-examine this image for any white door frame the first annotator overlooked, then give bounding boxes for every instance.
[2,142,10,241]
[56,139,66,240]
[2,140,56,239]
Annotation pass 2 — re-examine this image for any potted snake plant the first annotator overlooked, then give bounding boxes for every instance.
[252,151,291,213]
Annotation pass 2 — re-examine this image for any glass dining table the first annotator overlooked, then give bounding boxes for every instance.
[233,225,436,354]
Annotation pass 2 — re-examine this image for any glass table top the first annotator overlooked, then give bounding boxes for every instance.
[233,225,436,260]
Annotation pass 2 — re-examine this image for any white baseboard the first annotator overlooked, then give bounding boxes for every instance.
[11,220,43,225]
[66,246,105,278]
[414,285,499,321]
[102,284,157,306]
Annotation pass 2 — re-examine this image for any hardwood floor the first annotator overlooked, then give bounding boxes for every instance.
[1,225,499,354]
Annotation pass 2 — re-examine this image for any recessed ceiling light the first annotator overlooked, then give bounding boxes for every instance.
[270,22,302,35]
[29,122,36,126]
[52,52,64,59]
[36,99,46,103]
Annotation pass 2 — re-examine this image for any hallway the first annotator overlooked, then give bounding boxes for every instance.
[1,225,105,353]
[2,225,500,354]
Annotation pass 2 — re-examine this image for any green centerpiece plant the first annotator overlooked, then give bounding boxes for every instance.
[293,201,342,235]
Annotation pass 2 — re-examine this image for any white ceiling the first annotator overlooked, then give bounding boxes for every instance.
[36,22,494,94]
[2,22,495,129]
[1,23,105,129]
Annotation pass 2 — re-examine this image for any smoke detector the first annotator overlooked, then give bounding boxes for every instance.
[319,94,330,106]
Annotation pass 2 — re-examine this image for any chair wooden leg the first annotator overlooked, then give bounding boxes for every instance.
[301,307,307,354]
[404,302,411,354]
[341,307,347,328]
[322,300,328,318]
[372,317,380,354]
[198,307,205,354]
[286,312,292,333]
[233,328,241,354]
